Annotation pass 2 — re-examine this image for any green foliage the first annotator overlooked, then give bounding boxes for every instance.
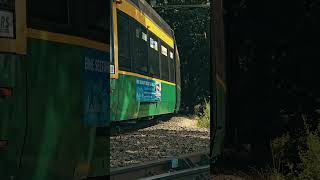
[264,116,320,179]
[269,170,287,180]
[269,134,292,180]
[238,166,285,180]
[146,0,211,113]
[297,120,320,180]
[194,98,210,128]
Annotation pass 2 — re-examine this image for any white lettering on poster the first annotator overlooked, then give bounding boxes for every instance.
[84,57,108,72]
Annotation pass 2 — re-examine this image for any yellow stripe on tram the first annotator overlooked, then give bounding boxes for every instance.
[115,0,174,48]
[27,29,110,52]
[119,70,176,86]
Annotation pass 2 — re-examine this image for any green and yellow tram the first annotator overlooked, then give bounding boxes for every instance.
[0,0,180,179]
[110,0,181,122]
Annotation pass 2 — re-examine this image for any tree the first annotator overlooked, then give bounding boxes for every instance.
[147,0,211,113]
[224,0,320,166]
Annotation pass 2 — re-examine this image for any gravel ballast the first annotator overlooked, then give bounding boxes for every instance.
[110,116,210,168]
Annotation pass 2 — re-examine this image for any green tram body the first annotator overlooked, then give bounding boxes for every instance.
[110,0,181,122]
[110,75,178,121]
[0,0,181,179]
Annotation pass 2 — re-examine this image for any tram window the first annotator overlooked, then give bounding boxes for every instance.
[132,21,148,75]
[118,13,131,71]
[136,29,140,38]
[150,38,154,49]
[150,38,158,51]
[86,0,109,43]
[161,45,168,56]
[169,49,175,82]
[142,32,147,41]
[28,0,69,24]
[170,52,174,60]
[160,43,169,81]
[87,0,108,31]
[110,5,113,66]
[148,33,160,78]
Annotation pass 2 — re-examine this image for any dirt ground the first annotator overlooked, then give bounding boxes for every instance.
[111,116,264,179]
[110,116,210,168]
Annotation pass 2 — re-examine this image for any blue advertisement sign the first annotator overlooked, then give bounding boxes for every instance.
[83,48,109,127]
[136,78,161,102]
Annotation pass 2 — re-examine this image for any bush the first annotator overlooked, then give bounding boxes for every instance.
[270,170,287,180]
[269,133,291,180]
[194,98,210,128]
[297,118,320,180]
[267,115,320,179]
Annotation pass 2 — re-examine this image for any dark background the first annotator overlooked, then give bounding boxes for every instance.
[148,0,320,167]
[146,0,211,114]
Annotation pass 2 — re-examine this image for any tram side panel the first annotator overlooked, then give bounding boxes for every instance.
[111,3,177,122]
[0,55,27,179]
[18,37,97,180]
[0,1,28,179]
[111,74,176,121]
[0,0,111,179]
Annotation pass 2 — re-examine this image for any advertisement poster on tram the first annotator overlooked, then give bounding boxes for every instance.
[136,78,161,102]
[83,48,109,127]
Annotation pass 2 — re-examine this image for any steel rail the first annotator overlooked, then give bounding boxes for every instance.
[110,114,173,136]
[110,151,210,180]
[139,165,210,180]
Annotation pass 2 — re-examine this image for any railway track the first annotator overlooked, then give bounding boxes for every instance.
[110,114,173,136]
[110,116,210,168]
[110,151,210,180]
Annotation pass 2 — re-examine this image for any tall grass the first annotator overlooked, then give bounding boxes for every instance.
[194,99,210,128]
[297,116,320,179]
[268,134,291,180]
[267,115,320,179]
